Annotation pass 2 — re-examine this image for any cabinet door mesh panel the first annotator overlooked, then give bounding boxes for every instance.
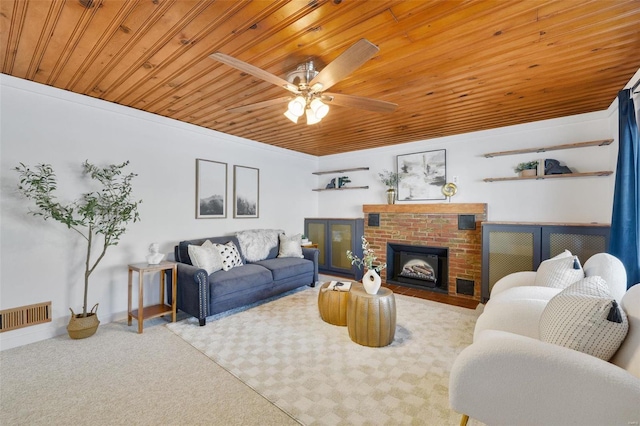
[489,231,534,292]
[330,224,352,269]
[549,233,606,263]
[308,223,325,265]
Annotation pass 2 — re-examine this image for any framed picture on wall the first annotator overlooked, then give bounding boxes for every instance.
[234,165,259,218]
[396,149,447,201]
[195,159,227,219]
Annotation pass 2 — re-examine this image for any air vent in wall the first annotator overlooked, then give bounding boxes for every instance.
[0,302,52,332]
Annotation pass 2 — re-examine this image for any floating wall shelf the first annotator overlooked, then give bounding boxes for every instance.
[313,166,369,191]
[483,139,613,158]
[313,186,370,192]
[483,139,614,182]
[312,167,370,175]
[484,171,613,182]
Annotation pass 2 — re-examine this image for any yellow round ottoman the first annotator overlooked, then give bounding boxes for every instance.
[317,282,350,326]
[347,282,396,347]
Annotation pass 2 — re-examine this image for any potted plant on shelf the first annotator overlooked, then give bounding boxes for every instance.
[514,161,539,177]
[15,160,142,339]
[346,236,387,295]
[378,170,402,204]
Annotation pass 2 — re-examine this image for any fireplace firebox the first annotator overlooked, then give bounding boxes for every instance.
[387,243,448,293]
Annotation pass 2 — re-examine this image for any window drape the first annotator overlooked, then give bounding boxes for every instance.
[609,89,640,289]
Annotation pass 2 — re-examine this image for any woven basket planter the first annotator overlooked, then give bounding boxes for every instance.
[67,303,100,339]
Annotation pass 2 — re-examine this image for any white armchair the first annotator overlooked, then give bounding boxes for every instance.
[449,253,640,425]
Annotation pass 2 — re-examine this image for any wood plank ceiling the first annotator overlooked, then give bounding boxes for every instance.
[2,0,640,156]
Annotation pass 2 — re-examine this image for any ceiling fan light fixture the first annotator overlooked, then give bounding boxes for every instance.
[306,108,322,125]
[284,110,299,123]
[287,96,306,117]
[310,98,329,119]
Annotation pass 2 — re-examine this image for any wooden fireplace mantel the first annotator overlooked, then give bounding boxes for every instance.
[363,203,487,215]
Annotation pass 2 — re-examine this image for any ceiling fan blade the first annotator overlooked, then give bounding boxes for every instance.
[226,96,292,113]
[210,52,298,93]
[309,39,379,92]
[322,93,397,113]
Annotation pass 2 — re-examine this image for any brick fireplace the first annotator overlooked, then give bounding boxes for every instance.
[363,203,487,301]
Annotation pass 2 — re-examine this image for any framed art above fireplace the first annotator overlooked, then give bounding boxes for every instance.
[396,149,446,201]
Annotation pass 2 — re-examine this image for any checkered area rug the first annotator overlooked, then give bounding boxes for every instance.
[166,286,479,425]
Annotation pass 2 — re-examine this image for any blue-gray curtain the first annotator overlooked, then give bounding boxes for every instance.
[609,89,639,289]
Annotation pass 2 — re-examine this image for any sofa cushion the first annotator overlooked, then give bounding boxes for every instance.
[236,229,283,262]
[533,255,584,289]
[188,240,223,274]
[214,241,244,271]
[277,233,303,258]
[583,253,627,303]
[539,276,629,361]
[254,257,313,282]
[208,264,273,298]
[611,284,640,378]
[177,236,244,265]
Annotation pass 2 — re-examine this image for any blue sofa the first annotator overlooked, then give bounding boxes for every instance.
[170,235,318,326]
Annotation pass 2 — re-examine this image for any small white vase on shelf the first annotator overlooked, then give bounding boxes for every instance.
[362,269,382,295]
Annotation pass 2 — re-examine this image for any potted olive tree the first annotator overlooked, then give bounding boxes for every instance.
[15,160,141,339]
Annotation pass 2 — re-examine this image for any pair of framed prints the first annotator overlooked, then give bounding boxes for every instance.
[196,159,258,219]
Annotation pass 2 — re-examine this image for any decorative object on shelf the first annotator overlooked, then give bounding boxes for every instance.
[196,159,227,219]
[397,150,446,201]
[146,243,165,265]
[346,236,387,295]
[326,178,336,189]
[15,161,141,339]
[301,235,309,245]
[234,165,259,218]
[514,161,539,177]
[378,169,403,204]
[543,159,573,175]
[338,176,351,188]
[442,182,458,202]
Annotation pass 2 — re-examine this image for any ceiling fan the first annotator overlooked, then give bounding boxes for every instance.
[209,39,397,125]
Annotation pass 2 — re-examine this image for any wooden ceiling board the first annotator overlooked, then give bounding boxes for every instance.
[2,0,639,156]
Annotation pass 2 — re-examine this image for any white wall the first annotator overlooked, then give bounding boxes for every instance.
[315,111,618,223]
[0,72,623,350]
[0,75,318,349]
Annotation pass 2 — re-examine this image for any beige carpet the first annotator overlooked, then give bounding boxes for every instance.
[167,285,479,425]
[0,316,298,425]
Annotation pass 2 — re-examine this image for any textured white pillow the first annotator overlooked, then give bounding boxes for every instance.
[534,255,584,289]
[214,241,243,271]
[539,276,629,360]
[551,249,573,260]
[188,240,223,274]
[277,233,303,258]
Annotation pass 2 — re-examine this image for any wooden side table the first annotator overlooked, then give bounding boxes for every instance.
[347,282,396,347]
[128,261,177,334]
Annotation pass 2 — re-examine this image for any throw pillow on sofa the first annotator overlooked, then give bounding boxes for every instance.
[277,233,304,258]
[188,240,223,274]
[214,241,244,271]
[539,276,629,360]
[533,254,584,289]
[236,229,283,262]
